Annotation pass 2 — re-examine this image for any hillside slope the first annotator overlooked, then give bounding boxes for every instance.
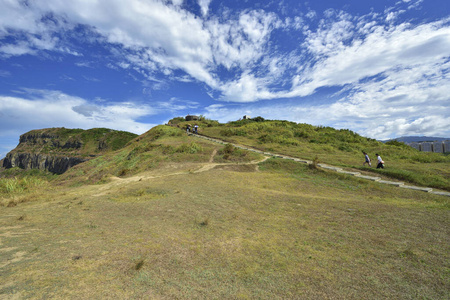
[175,119,450,191]
[51,120,449,191]
[58,125,264,184]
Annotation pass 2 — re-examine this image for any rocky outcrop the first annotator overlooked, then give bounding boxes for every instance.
[19,132,59,144]
[3,152,87,174]
[2,127,138,174]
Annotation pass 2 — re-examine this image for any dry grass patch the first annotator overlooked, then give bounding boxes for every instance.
[0,161,448,299]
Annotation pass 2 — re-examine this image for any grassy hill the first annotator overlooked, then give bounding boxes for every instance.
[184,118,450,191]
[0,120,449,299]
[54,118,449,190]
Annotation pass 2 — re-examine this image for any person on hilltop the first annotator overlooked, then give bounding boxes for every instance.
[363,151,371,167]
[186,124,191,134]
[376,153,384,169]
[194,124,198,134]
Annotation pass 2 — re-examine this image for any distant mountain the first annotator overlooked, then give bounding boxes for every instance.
[389,136,450,143]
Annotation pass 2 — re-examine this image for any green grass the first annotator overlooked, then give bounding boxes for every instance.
[0,176,50,207]
[196,119,449,191]
[58,126,263,186]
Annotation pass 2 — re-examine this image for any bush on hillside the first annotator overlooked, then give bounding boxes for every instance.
[168,117,185,125]
[176,142,203,154]
[148,126,182,141]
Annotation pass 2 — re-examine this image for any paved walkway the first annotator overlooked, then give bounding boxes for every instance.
[189,133,450,197]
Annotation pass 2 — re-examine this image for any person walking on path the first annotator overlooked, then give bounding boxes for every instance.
[363,152,371,167]
[186,124,191,134]
[376,153,384,169]
[194,124,198,134]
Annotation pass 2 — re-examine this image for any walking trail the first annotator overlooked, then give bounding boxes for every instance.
[92,153,270,197]
[188,132,450,197]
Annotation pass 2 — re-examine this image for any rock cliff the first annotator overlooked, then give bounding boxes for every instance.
[3,153,87,174]
[2,127,138,174]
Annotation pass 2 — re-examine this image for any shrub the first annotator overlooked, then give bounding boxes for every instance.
[0,176,47,195]
[385,140,409,148]
[221,143,235,160]
[176,142,203,154]
[135,259,145,270]
[294,130,310,139]
[199,218,209,226]
[309,156,320,170]
[168,117,185,124]
[252,116,265,122]
[118,168,130,177]
[149,126,182,141]
[223,143,235,154]
[338,143,353,152]
[258,134,299,146]
[220,128,247,136]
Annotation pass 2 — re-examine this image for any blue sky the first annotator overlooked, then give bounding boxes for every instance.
[1,0,449,158]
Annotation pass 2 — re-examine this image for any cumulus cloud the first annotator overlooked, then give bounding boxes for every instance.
[0,89,156,138]
[0,0,449,140]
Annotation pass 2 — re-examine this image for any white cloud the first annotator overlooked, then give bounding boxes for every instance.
[0,90,157,138]
[0,0,43,35]
[207,9,280,71]
[171,0,184,6]
[306,10,316,19]
[0,41,36,57]
[0,0,449,141]
[0,70,11,77]
[198,0,212,16]
[156,97,200,111]
[364,116,450,139]
[1,0,448,103]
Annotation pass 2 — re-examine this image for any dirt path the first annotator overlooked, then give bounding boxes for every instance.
[189,133,450,197]
[85,132,450,198]
[92,155,270,197]
[209,148,217,163]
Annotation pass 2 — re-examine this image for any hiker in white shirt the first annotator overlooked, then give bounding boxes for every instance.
[376,153,384,169]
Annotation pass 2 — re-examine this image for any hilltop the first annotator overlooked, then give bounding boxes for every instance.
[0,118,449,299]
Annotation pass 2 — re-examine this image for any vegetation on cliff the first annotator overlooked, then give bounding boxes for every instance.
[1,127,138,174]
[15,127,138,156]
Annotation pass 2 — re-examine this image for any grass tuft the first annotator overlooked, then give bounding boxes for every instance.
[135,259,145,270]
[199,218,209,226]
[118,168,131,177]
[176,142,203,154]
[308,156,320,170]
